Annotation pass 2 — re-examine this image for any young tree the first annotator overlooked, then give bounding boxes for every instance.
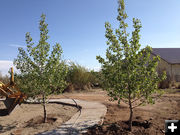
[96,0,166,131]
[14,14,68,123]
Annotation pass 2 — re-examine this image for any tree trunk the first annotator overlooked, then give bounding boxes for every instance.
[129,103,133,131]
[128,91,133,131]
[42,93,47,123]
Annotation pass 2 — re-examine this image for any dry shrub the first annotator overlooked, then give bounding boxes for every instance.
[66,62,96,91]
[63,83,75,92]
[63,83,92,92]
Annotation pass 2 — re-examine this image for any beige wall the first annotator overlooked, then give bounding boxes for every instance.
[151,54,180,82]
[151,54,171,75]
[172,64,180,81]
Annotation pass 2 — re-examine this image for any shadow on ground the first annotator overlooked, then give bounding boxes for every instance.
[0,124,16,134]
[0,109,8,116]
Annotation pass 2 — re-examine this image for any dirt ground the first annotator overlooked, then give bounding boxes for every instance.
[52,89,180,135]
[0,89,180,135]
[0,102,78,135]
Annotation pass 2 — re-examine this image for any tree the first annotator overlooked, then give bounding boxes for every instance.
[14,14,68,123]
[96,0,166,131]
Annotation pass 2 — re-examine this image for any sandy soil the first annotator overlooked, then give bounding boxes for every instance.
[1,89,179,135]
[0,102,78,135]
[51,89,180,135]
[81,90,180,135]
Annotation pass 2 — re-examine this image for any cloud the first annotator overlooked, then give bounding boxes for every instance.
[65,59,74,63]
[0,60,17,76]
[9,44,26,48]
[85,66,101,72]
[91,66,101,72]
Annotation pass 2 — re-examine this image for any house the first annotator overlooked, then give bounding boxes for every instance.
[152,48,180,82]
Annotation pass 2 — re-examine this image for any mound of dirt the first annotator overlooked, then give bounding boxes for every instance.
[0,102,78,135]
[25,115,57,127]
[83,120,153,135]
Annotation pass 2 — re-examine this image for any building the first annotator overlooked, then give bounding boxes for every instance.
[152,48,180,82]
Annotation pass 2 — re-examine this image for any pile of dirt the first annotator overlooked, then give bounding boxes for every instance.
[0,102,78,135]
[83,120,153,135]
[25,115,57,127]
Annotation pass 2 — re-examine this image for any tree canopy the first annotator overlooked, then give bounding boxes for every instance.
[96,0,166,130]
[14,14,68,122]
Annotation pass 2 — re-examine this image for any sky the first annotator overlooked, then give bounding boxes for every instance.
[0,0,180,75]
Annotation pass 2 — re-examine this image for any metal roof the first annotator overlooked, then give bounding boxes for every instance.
[152,48,180,64]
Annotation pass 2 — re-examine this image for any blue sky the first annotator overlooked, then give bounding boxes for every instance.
[0,0,180,75]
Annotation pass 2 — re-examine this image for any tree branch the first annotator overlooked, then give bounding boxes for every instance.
[131,95,144,104]
[121,98,129,105]
[132,100,146,109]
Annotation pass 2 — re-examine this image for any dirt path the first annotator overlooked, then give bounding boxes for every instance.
[39,99,107,135]
[50,89,112,104]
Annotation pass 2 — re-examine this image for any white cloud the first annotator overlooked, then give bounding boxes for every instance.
[85,66,101,72]
[0,60,17,76]
[9,44,26,48]
[65,59,74,63]
[93,66,101,72]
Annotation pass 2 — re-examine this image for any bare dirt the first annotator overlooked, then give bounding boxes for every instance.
[52,89,180,135]
[1,89,180,135]
[0,102,78,135]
